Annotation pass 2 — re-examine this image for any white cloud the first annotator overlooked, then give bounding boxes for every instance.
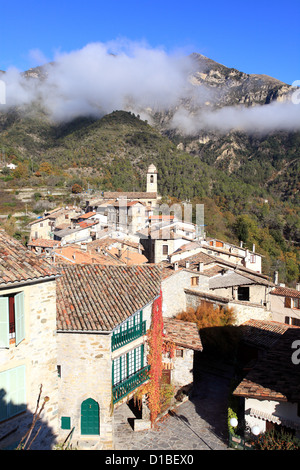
[1,39,299,134]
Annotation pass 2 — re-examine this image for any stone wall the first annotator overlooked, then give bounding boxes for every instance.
[162,270,209,318]
[57,331,113,449]
[0,279,58,449]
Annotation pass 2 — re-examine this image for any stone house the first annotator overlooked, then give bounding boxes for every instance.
[233,323,300,438]
[0,229,60,450]
[160,250,273,325]
[55,263,162,450]
[107,200,150,234]
[162,317,203,392]
[270,284,300,326]
[202,239,262,273]
[29,206,81,241]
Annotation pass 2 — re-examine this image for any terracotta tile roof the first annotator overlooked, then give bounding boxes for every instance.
[271,286,300,299]
[107,247,148,265]
[56,264,162,331]
[239,319,298,350]
[28,238,61,248]
[53,245,124,266]
[0,229,60,287]
[233,327,300,402]
[163,317,203,351]
[78,211,96,219]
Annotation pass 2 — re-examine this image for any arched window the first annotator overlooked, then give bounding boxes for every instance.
[81,398,100,435]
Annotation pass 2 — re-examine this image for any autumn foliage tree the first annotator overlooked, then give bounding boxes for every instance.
[176,301,239,361]
[176,301,236,329]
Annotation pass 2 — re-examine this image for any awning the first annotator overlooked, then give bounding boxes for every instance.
[249,408,300,430]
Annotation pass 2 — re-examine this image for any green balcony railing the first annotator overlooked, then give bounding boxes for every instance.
[112,321,146,351]
[112,365,150,403]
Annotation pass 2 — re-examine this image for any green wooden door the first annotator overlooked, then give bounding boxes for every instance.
[81,398,99,435]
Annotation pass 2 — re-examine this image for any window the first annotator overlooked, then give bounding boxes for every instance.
[291,317,300,327]
[0,292,25,348]
[176,349,184,358]
[285,297,292,308]
[191,277,199,287]
[0,365,26,422]
[237,286,250,301]
[112,345,144,386]
[162,245,168,255]
[293,298,300,309]
[250,255,256,263]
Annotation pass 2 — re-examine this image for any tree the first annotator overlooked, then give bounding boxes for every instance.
[71,183,83,194]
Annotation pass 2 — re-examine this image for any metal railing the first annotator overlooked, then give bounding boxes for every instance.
[112,365,150,403]
[111,321,146,351]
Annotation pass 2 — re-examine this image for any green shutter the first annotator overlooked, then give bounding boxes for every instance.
[0,297,9,349]
[0,366,26,421]
[61,416,71,430]
[15,292,25,346]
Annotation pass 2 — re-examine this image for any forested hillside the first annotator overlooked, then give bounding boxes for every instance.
[0,108,299,285]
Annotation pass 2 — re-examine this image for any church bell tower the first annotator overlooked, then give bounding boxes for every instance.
[146,164,158,193]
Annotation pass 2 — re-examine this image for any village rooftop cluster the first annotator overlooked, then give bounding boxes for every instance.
[0,164,300,450]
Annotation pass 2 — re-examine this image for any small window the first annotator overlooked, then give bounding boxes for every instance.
[238,286,250,301]
[293,298,300,309]
[250,254,256,263]
[191,277,199,286]
[162,245,168,255]
[291,317,300,327]
[0,292,25,348]
[285,297,292,308]
[176,349,184,358]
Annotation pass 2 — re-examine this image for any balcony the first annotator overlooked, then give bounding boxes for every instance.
[112,365,150,404]
[112,320,146,351]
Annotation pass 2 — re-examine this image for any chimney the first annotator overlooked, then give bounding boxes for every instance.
[240,241,243,248]
[296,283,300,292]
[174,262,178,271]
[198,262,204,272]
[252,244,255,253]
[185,260,190,269]
[274,271,279,285]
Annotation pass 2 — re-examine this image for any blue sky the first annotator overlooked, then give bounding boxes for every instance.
[1,0,299,84]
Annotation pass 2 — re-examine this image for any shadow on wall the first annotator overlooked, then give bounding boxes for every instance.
[0,387,57,450]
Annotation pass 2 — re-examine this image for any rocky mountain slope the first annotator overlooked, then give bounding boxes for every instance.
[0,53,299,283]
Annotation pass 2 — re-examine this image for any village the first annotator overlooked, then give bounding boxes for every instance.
[0,163,300,451]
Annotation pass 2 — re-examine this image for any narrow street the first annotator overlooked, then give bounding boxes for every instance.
[114,363,233,451]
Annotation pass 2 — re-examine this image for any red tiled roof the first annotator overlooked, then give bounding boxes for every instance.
[0,229,60,287]
[163,317,203,351]
[233,327,300,402]
[78,211,96,219]
[271,286,300,299]
[28,238,61,248]
[56,264,162,331]
[240,319,299,350]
